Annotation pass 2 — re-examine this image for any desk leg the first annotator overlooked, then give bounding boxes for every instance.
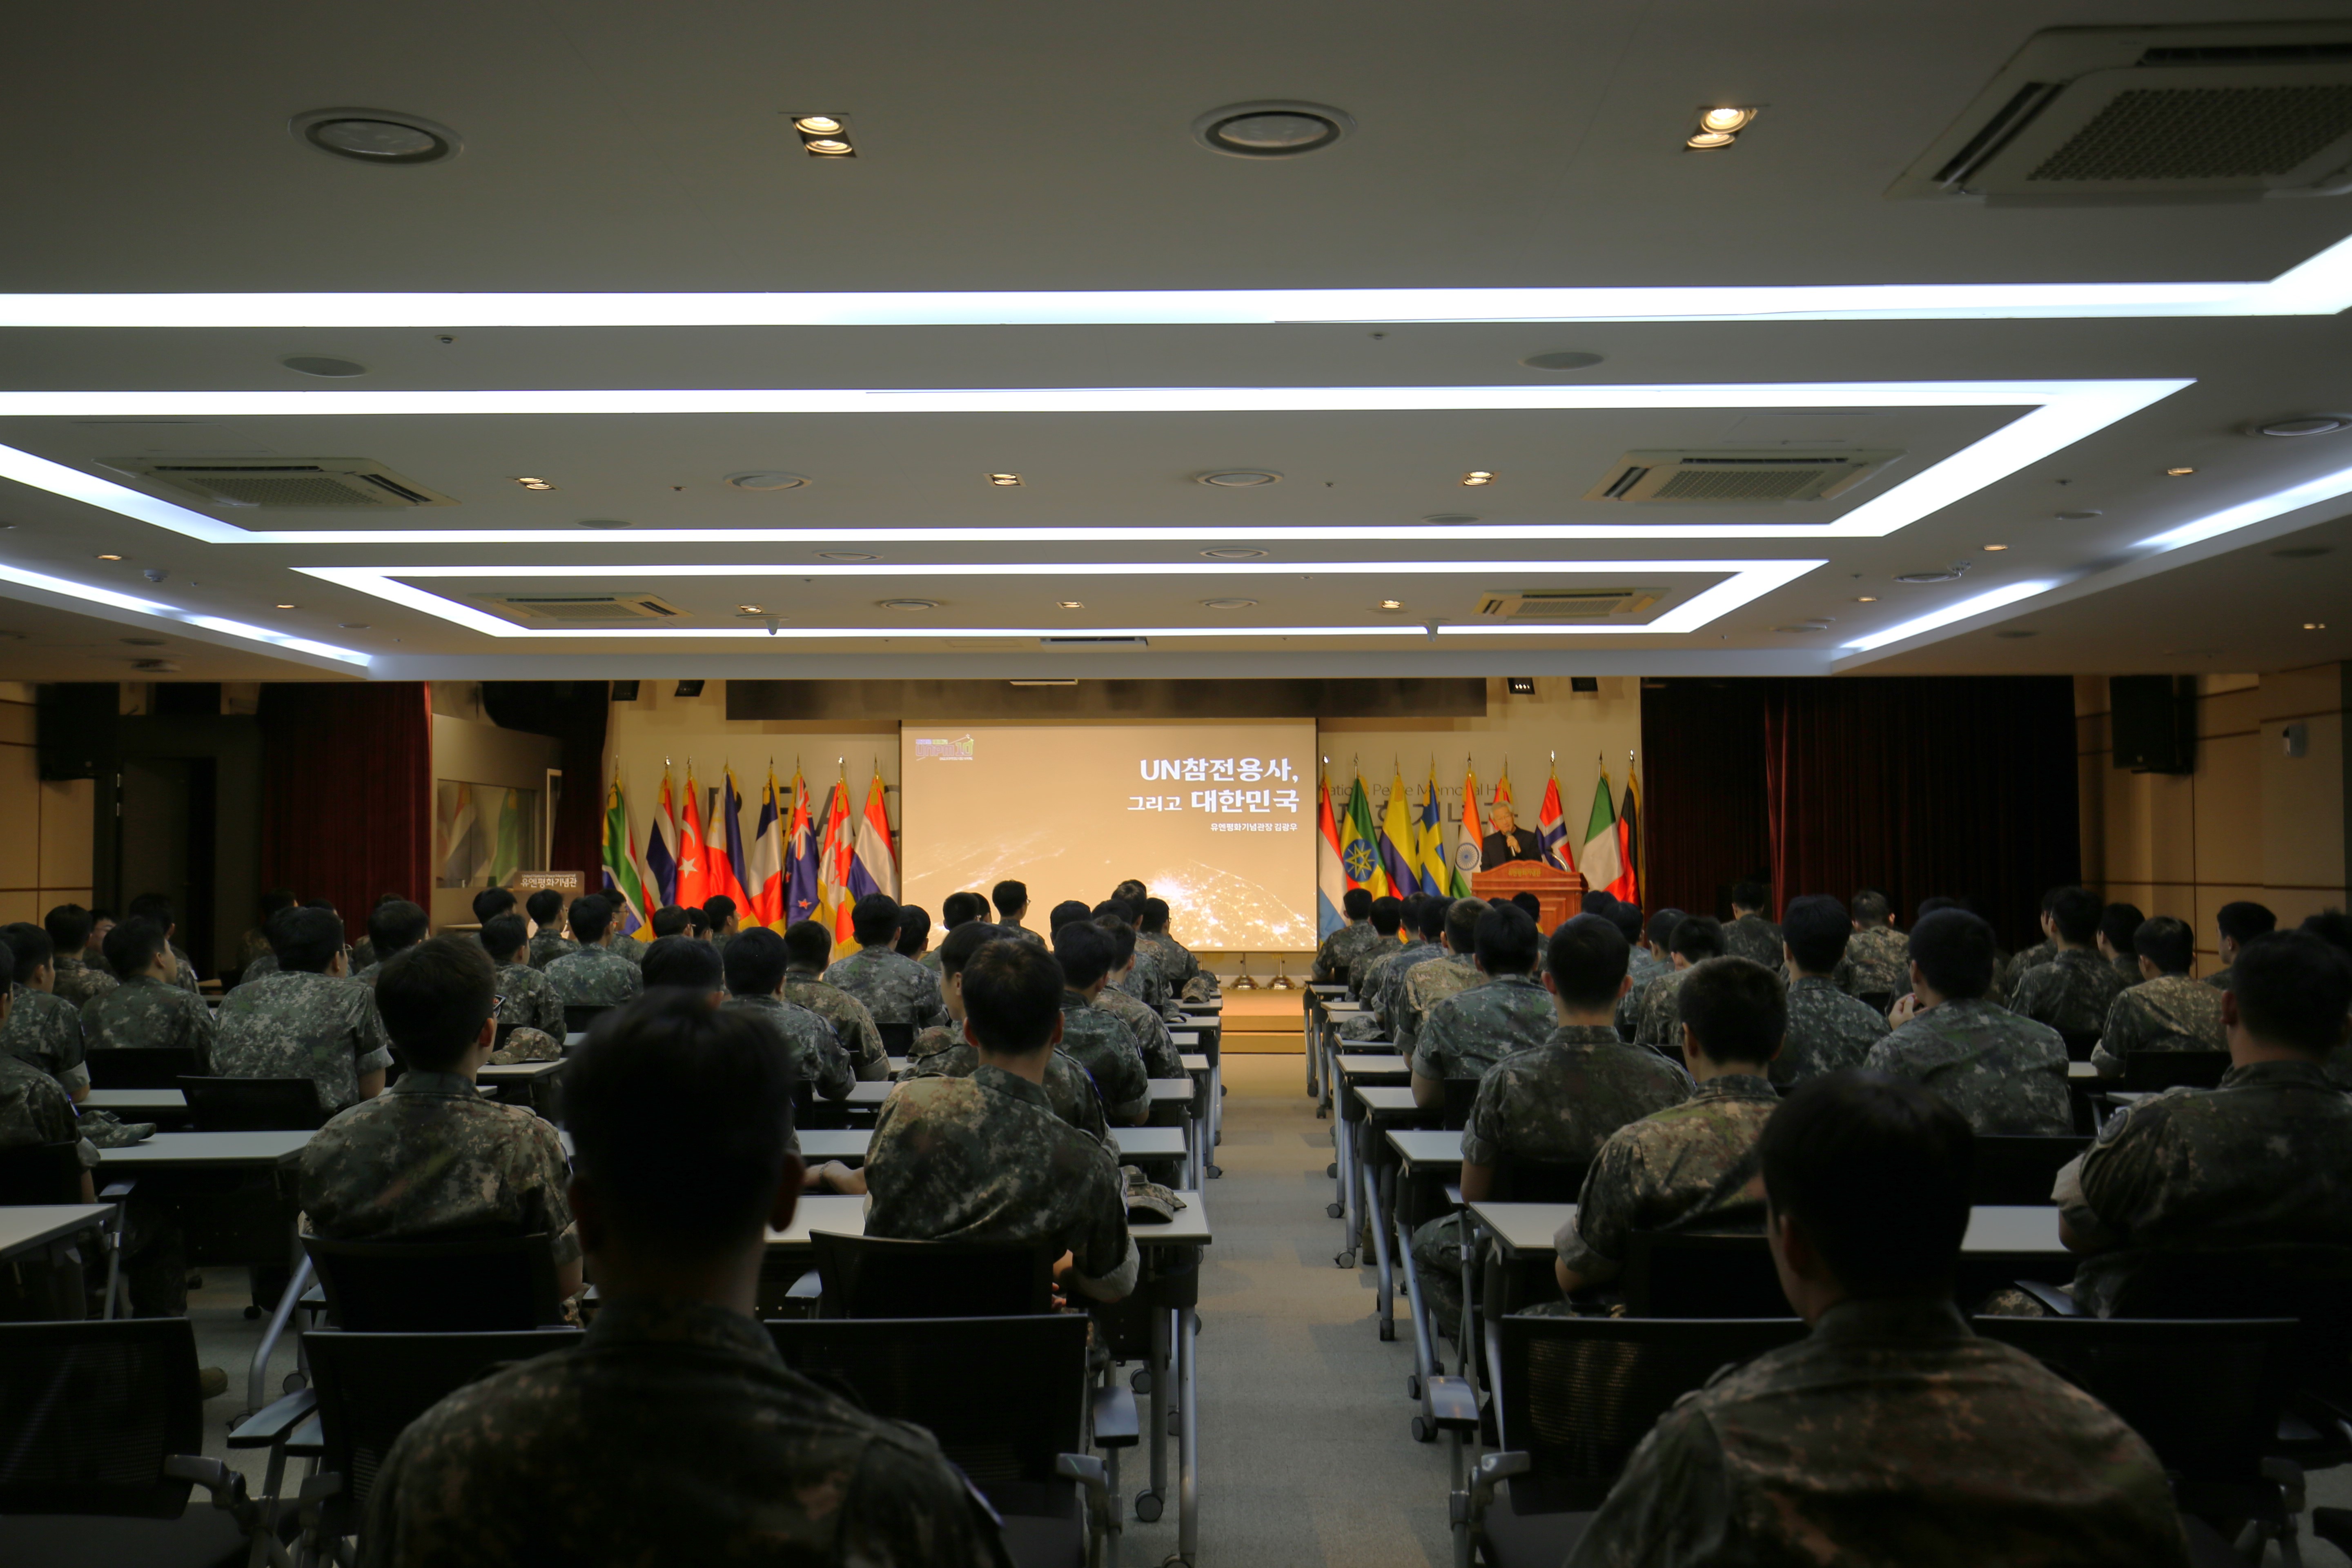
[1139,1306,1169,1523]
[1330,1112,1355,1262]
[1206,1057,1223,1175]
[1304,1002,1319,1099]
[1365,1156,1396,1341]
[1177,1301,1199,1564]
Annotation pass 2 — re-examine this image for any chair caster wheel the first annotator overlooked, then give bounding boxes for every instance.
[243,1306,261,1320]
[1135,1490,1164,1523]
[1379,1321,1396,1342]
[1325,1202,1343,1218]
[1205,1164,1223,1179]
[282,1372,307,1394]
[1406,1373,1420,1398]
[1326,1163,1338,1178]
[1334,1251,1356,1270]
[1412,1415,1434,1443]
[1167,1411,1181,1437]
[1131,1368,1152,1394]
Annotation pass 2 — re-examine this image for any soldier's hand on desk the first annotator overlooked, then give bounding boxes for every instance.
[804,1160,866,1195]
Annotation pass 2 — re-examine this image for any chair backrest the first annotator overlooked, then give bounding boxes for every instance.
[301,1329,578,1520]
[2119,1049,2232,1093]
[766,1315,1086,1505]
[178,1075,328,1131]
[562,1003,609,1035]
[1855,991,1895,1018]
[876,1019,917,1055]
[85,1047,202,1090]
[0,1140,88,1205]
[1971,1315,2296,1484]
[0,1318,204,1518]
[1496,1314,1809,1510]
[1441,1076,1481,1131]
[1968,1135,2090,1207]
[1620,1230,1788,1318]
[303,1231,564,1332]
[810,1231,1056,1319]
[2100,1243,2352,1407]
[1491,1158,1592,1205]
[2058,1028,2100,1063]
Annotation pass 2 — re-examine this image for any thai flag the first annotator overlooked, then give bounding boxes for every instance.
[644,771,678,909]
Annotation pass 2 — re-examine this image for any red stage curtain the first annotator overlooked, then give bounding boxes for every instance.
[1637,680,1770,924]
[258,683,432,920]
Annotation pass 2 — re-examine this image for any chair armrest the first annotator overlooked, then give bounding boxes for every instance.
[1462,1450,1531,1532]
[1091,1384,1140,1448]
[163,1455,241,1498]
[283,1413,325,1458]
[2012,1279,2086,1317]
[1442,1182,1463,1207]
[227,1386,318,1448]
[1054,1452,1111,1537]
[98,1178,136,1201]
[784,1267,823,1299]
[1425,1375,1481,1435]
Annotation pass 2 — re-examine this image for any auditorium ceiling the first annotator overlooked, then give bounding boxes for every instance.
[2,0,2351,680]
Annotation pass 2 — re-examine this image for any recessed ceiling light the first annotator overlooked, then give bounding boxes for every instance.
[281,355,368,378]
[1058,599,1084,609]
[339,623,370,629]
[1197,470,1281,487]
[1200,547,1266,559]
[880,598,939,610]
[294,109,459,165]
[2055,510,2103,521]
[2166,466,2197,477]
[793,116,844,136]
[1200,597,1258,610]
[1982,543,2009,551]
[1993,629,2039,639]
[736,603,764,613]
[2307,621,2330,630]
[1461,471,1496,486]
[275,602,297,609]
[1521,350,1606,371]
[2273,545,2332,558]
[1195,101,1352,158]
[1773,624,1829,634]
[1699,107,1757,134]
[1855,595,1878,602]
[95,552,122,561]
[726,471,808,491]
[1894,568,1967,584]
[790,114,855,157]
[1376,599,1404,610]
[1686,130,1738,150]
[986,473,1023,486]
[2254,415,2350,438]
[819,552,878,562]
[804,138,853,156]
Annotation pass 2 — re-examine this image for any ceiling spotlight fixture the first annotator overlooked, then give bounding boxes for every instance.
[1982,543,2009,551]
[1521,350,1606,371]
[1686,106,1757,150]
[818,552,879,562]
[274,602,298,609]
[1194,100,1352,158]
[2307,621,2330,630]
[2166,466,2197,477]
[1197,470,1281,487]
[2254,415,2351,438]
[281,355,369,378]
[1686,130,1737,149]
[1200,547,1266,559]
[726,471,808,491]
[675,680,706,698]
[576,518,632,529]
[512,476,557,491]
[793,115,843,135]
[2055,510,2103,521]
[1893,566,1968,584]
[804,138,852,156]
[880,598,939,610]
[96,552,123,561]
[986,473,1024,486]
[1200,597,1258,610]
[293,108,460,165]
[1461,471,1496,486]
[1377,599,1405,610]
[1855,595,1878,603]
[736,604,764,614]
[1058,600,1085,609]
[791,114,855,156]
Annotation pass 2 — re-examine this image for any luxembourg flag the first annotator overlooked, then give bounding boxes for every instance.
[1580,768,1624,900]
[677,762,709,909]
[848,766,898,902]
[1315,770,1346,938]
[784,766,820,924]
[747,767,784,929]
[708,766,752,912]
[644,770,679,909]
[1535,764,1575,873]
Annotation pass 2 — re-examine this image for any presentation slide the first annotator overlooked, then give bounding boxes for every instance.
[899,721,1318,951]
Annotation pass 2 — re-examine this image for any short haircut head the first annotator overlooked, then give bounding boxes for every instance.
[1368,896,1404,936]
[2099,902,2145,954]
[2134,915,2194,974]
[127,893,175,929]
[850,893,901,948]
[684,906,711,936]
[374,937,498,1071]
[1731,880,1767,912]
[1582,888,1618,917]
[567,992,796,1256]
[1781,895,1852,974]
[1138,897,1171,931]
[1048,899,1092,933]
[895,904,932,956]
[942,890,989,929]
[259,888,297,919]
[1474,904,1541,976]
[2049,886,2101,945]
[1111,878,1147,905]
[1908,908,1997,1000]
[961,939,1066,1055]
[1091,898,1138,927]
[2218,900,2277,944]
[642,933,724,993]
[650,906,690,938]
[1607,903,1644,946]
[1679,956,1786,1067]
[267,906,346,973]
[471,886,517,925]
[937,920,1004,977]
[2232,931,2352,1055]
[991,879,1029,918]
[1343,886,1373,921]
[1670,915,1727,962]
[702,894,737,927]
[1092,913,1138,967]
[1914,895,1960,919]
[1052,920,1116,989]
[2306,909,2352,959]
[568,894,614,943]
[725,927,792,996]
[1418,896,1453,941]
[1510,891,1542,922]
[368,900,429,960]
[1645,907,1685,949]
[782,920,833,970]
[1546,913,1631,1010]
[526,888,566,927]
[480,913,529,964]
[1762,1071,1972,1298]
[105,917,169,977]
[1,923,52,982]
[1849,889,1891,926]
[1443,898,1484,954]
[43,904,91,956]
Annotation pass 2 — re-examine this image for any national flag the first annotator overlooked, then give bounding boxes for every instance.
[644,771,678,908]
[818,772,855,946]
[1340,770,1383,895]
[440,784,480,887]
[600,772,649,939]
[1417,763,1457,898]
[1615,772,1642,904]
[1456,765,1484,884]
[1580,768,1624,901]
[1316,769,1347,938]
[784,766,820,924]
[1378,765,1421,899]
[747,766,784,928]
[489,789,526,887]
[676,763,709,909]
[1535,765,1574,873]
[707,766,752,912]
[848,767,898,900]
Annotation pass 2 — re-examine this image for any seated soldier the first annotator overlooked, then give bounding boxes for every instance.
[2090,914,2225,1076]
[1410,903,1552,1107]
[213,906,393,1114]
[864,940,1137,1303]
[1722,881,1782,968]
[1999,885,2067,996]
[1633,915,1728,1049]
[1376,896,1455,1037]
[479,914,566,1060]
[903,922,1110,1142]
[299,936,582,1302]
[1089,915,1185,1085]
[545,894,645,1007]
[524,888,578,969]
[1314,887,1383,984]
[894,904,932,966]
[2057,930,2352,1316]
[363,990,1004,1566]
[924,890,991,973]
[2,921,91,1100]
[1776,894,1889,1087]
[472,886,517,925]
[1616,907,1682,1038]
[1411,915,1690,1326]
[81,916,216,1058]
[126,892,200,992]
[353,899,430,986]
[1093,900,1173,1014]
[702,893,740,952]
[2097,901,2147,989]
[1838,889,1910,1003]
[782,919,889,1079]
[823,893,949,1032]
[2205,899,2276,991]
[2009,886,2127,1040]
[1555,956,1782,1296]
[991,878,1047,947]
[1396,899,1486,1058]
[1138,896,1216,1003]
[720,928,856,1105]
[1866,908,2070,1135]
[1565,1072,2190,1568]
[1346,894,1411,1005]
[647,905,693,940]
[238,890,296,983]
[1049,920,1152,1125]
[45,904,116,1008]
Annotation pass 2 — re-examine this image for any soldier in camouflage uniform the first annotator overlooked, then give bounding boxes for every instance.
[1722,881,1783,969]
[1411,905,1555,1096]
[1049,922,1152,1122]
[2205,899,2277,992]
[822,894,949,1032]
[0,1044,108,1320]
[1615,908,1681,1039]
[352,899,430,988]
[1777,895,1890,1087]
[212,906,395,1114]
[44,906,118,1009]
[901,920,1110,1141]
[1997,885,2070,996]
[1314,889,1385,984]
[1866,909,2070,1135]
[991,880,1049,948]
[1092,919,1185,1079]
[478,914,567,1043]
[523,888,579,971]
[719,928,857,1103]
[1555,957,1783,1295]
[1374,898,1454,1036]
[2089,915,2225,1076]
[2096,901,2147,990]
[2008,887,2126,1042]
[1838,889,1911,1003]
[362,990,1005,1568]
[125,893,202,993]
[545,895,646,1008]
[1565,1072,2190,1568]
[1345,896,1411,1003]
[1634,916,1728,1050]
[82,918,216,1059]
[922,891,991,976]
[1138,896,1214,1001]
[782,919,890,1079]
[2,923,89,1096]
[300,936,582,1299]
[1396,900,1485,1057]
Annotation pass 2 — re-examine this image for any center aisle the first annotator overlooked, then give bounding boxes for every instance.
[1126,1054,1456,1566]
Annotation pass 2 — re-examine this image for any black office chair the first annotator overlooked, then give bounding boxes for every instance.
[2119,1049,2232,1093]
[1969,1135,2091,1206]
[2058,1027,2101,1063]
[177,1077,327,1132]
[1439,1076,1480,1131]
[1488,1158,1590,1205]
[302,1232,567,1332]
[562,1004,610,1035]
[1619,1229,1786,1318]
[875,1019,917,1056]
[808,1232,1057,1319]
[1855,990,1895,1018]
[0,1140,87,1205]
[86,1048,202,1090]
[0,1141,124,1321]
[0,1319,292,1566]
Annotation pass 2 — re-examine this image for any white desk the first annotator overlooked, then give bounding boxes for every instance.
[1461,1200,2067,1261]
[793,1126,1192,1168]
[82,1088,186,1114]
[1467,1200,1575,1261]
[98,1130,312,1167]
[477,1060,564,1081]
[2067,1060,2099,1080]
[0,1204,111,1262]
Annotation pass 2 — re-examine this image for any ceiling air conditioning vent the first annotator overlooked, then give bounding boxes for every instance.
[1890,23,2352,203]
[1474,589,1661,620]
[123,457,456,508]
[1584,450,1898,504]
[485,595,685,623]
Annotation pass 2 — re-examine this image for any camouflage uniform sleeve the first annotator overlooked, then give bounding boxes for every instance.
[530,973,565,1037]
[914,981,949,1032]
[2089,989,2140,1078]
[355,992,396,1080]
[839,1431,1012,1568]
[1312,933,1341,984]
[812,1016,858,1100]
[1564,1398,1737,1567]
[1458,1067,1510,1167]
[187,991,218,1060]
[518,1115,582,1268]
[1409,1018,1450,1081]
[1072,1159,1137,1288]
[2070,1098,2172,1249]
[1556,1134,1639,1283]
[1137,1012,1183,1080]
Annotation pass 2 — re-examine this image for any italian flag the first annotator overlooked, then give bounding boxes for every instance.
[1580,769,1624,899]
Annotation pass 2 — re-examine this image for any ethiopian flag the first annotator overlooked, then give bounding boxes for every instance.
[1341,770,1383,895]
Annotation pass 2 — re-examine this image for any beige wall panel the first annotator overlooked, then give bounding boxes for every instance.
[2146,771,2201,886]
[38,779,91,893]
[0,705,34,746]
[0,892,41,925]
[2192,733,2263,885]
[2101,768,2151,883]
[2200,686,2264,740]
[2258,664,2343,721]
[2263,712,2345,890]
[0,747,38,869]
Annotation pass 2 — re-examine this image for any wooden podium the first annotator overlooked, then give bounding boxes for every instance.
[1471,861,1584,929]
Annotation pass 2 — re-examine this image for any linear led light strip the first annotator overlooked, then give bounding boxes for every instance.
[296,559,1822,639]
[5,235,2352,323]
[0,380,2184,546]
[0,560,368,665]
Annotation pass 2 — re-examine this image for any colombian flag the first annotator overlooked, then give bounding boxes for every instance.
[1379,766,1421,899]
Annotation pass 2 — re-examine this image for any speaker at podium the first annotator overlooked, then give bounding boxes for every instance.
[1470,860,1583,930]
